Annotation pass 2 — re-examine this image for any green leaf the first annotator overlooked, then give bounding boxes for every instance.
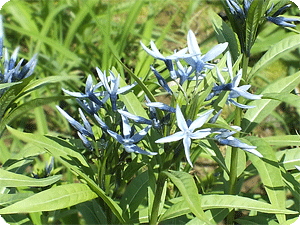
[210,10,240,62]
[276,148,300,170]
[76,199,107,225]
[248,34,300,81]
[162,171,209,223]
[262,93,300,109]
[263,135,300,147]
[245,136,287,224]
[0,82,22,90]
[0,193,34,207]
[0,96,72,135]
[160,194,297,222]
[7,127,126,223]
[120,171,149,217]
[0,183,97,214]
[0,169,62,188]
[242,71,300,133]
[245,0,265,56]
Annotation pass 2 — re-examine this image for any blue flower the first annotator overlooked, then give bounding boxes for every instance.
[150,65,173,95]
[295,165,300,171]
[213,126,263,158]
[206,52,262,109]
[0,15,37,84]
[140,40,189,79]
[96,68,136,111]
[155,104,214,167]
[56,106,94,150]
[266,4,299,28]
[184,30,228,78]
[174,59,194,85]
[76,98,100,115]
[63,74,108,109]
[106,112,157,156]
[118,100,174,129]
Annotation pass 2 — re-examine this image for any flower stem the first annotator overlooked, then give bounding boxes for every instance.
[227,53,249,224]
[149,173,167,225]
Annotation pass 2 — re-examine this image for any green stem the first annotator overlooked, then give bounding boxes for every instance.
[227,53,249,225]
[149,173,167,225]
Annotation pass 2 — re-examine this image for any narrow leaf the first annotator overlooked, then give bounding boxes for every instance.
[0,169,61,188]
[0,183,97,214]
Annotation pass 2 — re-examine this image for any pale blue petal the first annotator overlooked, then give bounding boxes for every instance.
[131,125,152,143]
[201,42,228,62]
[190,129,212,139]
[94,114,109,131]
[216,67,225,84]
[118,110,152,125]
[78,132,93,151]
[145,102,175,113]
[121,113,131,139]
[150,40,165,60]
[107,129,124,144]
[183,136,193,167]
[56,106,89,137]
[62,88,88,98]
[176,104,188,132]
[295,165,300,171]
[124,144,157,155]
[228,99,256,109]
[79,108,94,139]
[226,51,233,80]
[243,148,263,158]
[117,82,136,94]
[85,75,93,94]
[187,30,201,55]
[96,67,111,93]
[189,109,214,132]
[140,41,162,59]
[232,87,262,100]
[112,74,120,95]
[155,131,185,143]
[232,69,242,87]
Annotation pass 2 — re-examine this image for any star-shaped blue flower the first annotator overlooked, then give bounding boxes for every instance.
[150,65,173,95]
[63,74,108,109]
[184,30,228,78]
[141,40,189,79]
[155,104,214,167]
[56,106,94,150]
[213,126,263,158]
[0,15,37,85]
[106,113,157,156]
[206,52,262,108]
[96,68,136,111]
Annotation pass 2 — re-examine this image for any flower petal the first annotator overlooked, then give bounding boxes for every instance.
[107,129,124,144]
[176,104,188,131]
[62,88,88,98]
[190,129,212,139]
[118,110,152,125]
[201,42,228,62]
[124,144,157,155]
[183,136,193,167]
[189,109,214,132]
[155,131,185,143]
[145,102,175,113]
[187,30,201,55]
[131,125,152,143]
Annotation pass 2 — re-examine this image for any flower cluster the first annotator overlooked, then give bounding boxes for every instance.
[0,15,37,94]
[58,29,263,167]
